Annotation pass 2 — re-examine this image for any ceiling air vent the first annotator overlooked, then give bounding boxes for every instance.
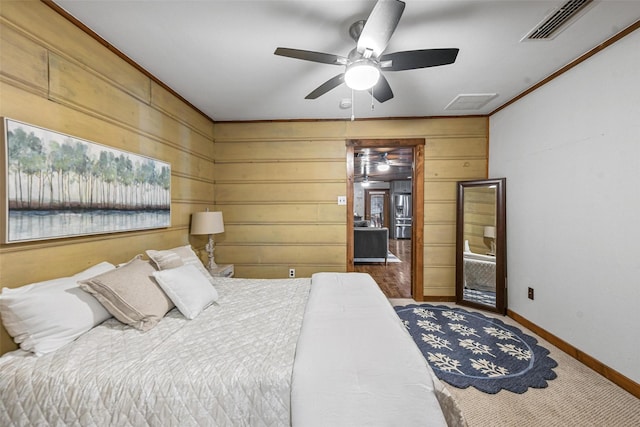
[445,94,498,111]
[522,0,596,41]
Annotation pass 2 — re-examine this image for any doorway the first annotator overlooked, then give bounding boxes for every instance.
[364,189,390,228]
[346,139,425,301]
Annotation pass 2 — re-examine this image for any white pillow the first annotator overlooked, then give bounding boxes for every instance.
[0,262,116,355]
[152,264,219,320]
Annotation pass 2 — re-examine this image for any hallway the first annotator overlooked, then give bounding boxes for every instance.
[354,239,412,298]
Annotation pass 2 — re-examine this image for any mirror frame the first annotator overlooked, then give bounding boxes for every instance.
[455,178,507,314]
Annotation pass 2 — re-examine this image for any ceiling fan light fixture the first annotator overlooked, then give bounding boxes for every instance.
[377,152,390,171]
[344,60,380,90]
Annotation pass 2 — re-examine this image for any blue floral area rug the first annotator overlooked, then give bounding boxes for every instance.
[395,304,558,394]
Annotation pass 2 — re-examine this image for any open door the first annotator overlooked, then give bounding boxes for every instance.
[346,139,425,301]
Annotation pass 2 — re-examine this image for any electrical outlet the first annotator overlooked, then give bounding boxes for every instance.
[337,196,347,205]
[289,268,295,278]
[528,287,534,300]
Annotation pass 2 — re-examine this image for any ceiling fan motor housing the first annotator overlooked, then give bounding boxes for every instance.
[349,20,366,42]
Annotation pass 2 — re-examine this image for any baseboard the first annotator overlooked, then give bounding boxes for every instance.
[507,309,640,399]
[423,296,456,302]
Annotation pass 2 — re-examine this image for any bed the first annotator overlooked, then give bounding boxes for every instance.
[463,251,496,292]
[0,249,465,426]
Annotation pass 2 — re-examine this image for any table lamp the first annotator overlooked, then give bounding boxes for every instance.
[484,225,496,255]
[190,211,224,270]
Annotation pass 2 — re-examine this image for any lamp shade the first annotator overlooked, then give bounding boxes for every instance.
[483,226,496,239]
[190,211,224,235]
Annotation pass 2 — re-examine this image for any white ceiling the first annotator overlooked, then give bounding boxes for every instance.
[54,1,640,122]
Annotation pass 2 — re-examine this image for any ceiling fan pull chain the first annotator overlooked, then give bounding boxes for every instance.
[371,88,375,110]
[351,89,355,121]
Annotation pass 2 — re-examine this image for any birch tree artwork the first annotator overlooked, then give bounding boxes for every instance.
[3,118,171,242]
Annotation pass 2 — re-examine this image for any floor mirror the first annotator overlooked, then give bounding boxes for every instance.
[455,178,506,314]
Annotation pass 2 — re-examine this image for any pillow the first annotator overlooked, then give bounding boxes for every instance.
[80,256,174,331]
[146,245,215,283]
[145,248,184,270]
[153,264,219,319]
[0,261,116,355]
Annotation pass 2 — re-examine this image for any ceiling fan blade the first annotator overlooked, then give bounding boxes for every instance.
[274,47,346,65]
[357,0,406,58]
[369,74,394,103]
[305,74,345,99]
[380,48,459,71]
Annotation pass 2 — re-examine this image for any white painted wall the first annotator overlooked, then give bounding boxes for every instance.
[489,30,640,383]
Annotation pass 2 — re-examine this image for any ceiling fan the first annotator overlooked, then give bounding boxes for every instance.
[274,0,459,103]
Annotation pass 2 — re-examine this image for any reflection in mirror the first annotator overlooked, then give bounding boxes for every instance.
[456,178,506,314]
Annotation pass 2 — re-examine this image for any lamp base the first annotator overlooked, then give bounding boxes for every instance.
[205,235,218,270]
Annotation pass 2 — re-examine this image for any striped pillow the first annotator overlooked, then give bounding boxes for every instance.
[146,245,215,284]
[80,256,174,331]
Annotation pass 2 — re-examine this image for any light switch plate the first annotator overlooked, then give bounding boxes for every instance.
[337,196,347,205]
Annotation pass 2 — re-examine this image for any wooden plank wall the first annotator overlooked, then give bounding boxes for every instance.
[463,187,497,254]
[0,1,214,354]
[214,122,348,278]
[214,118,488,297]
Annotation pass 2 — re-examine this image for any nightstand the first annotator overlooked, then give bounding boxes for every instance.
[208,264,234,278]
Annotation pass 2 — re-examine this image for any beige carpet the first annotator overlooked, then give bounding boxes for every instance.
[390,299,640,427]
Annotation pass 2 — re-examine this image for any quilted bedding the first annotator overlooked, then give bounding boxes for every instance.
[0,277,310,427]
[463,253,496,292]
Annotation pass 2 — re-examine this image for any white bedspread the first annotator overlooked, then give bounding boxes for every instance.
[0,277,310,427]
[292,272,449,427]
[463,252,496,292]
[1,273,462,426]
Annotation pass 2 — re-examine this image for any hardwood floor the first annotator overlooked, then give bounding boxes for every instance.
[354,238,412,298]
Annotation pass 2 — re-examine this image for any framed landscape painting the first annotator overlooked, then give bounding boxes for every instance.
[2,118,171,243]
